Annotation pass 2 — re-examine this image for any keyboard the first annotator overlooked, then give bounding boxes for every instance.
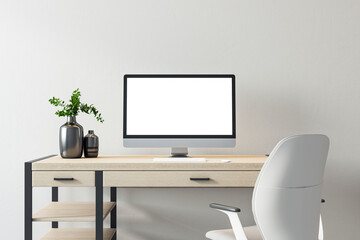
[153,158,206,163]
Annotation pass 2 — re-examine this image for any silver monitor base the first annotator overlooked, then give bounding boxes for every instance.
[171,147,189,157]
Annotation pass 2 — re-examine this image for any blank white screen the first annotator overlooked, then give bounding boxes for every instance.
[126,77,233,135]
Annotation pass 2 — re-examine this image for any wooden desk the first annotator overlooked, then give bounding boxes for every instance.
[25,155,266,240]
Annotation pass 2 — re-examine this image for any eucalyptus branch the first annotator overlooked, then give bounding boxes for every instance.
[80,103,104,123]
[49,88,104,123]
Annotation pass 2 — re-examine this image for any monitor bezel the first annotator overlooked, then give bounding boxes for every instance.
[123,74,236,139]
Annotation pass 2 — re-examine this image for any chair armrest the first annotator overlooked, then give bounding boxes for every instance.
[208,203,247,240]
[210,203,241,212]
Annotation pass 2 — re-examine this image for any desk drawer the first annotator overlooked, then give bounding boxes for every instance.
[103,171,259,187]
[33,171,95,187]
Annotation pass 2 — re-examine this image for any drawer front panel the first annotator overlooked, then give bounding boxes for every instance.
[33,171,95,187]
[103,171,259,187]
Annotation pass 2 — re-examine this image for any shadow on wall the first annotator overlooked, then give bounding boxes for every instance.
[235,90,310,154]
[116,188,254,240]
[200,91,309,157]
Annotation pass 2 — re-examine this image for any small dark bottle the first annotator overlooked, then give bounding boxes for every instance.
[84,130,99,158]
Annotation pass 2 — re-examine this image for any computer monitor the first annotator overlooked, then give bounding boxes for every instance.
[123,74,236,157]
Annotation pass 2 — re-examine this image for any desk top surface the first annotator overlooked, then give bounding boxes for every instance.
[32,155,267,171]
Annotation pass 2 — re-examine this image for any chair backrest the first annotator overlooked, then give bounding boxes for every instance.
[252,134,329,240]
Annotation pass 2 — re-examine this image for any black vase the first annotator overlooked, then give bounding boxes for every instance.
[84,130,99,158]
[59,116,84,158]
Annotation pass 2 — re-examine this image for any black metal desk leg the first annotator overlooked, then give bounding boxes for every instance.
[25,163,32,240]
[52,187,58,228]
[110,187,117,240]
[96,171,103,240]
[25,155,57,240]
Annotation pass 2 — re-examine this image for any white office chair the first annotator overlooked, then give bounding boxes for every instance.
[206,134,329,240]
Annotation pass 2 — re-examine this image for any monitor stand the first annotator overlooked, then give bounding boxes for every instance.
[153,148,205,162]
[171,147,189,158]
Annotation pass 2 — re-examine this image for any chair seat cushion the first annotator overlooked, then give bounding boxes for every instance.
[206,225,262,240]
[206,229,236,240]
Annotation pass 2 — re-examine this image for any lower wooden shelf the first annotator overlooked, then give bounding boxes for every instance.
[33,202,116,222]
[40,228,116,240]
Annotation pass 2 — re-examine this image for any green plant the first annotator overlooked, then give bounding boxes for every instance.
[49,88,104,123]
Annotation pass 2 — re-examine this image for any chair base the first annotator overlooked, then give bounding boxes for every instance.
[206,225,262,240]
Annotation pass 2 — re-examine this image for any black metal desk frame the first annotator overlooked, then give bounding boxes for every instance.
[24,155,117,240]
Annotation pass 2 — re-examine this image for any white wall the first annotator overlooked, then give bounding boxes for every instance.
[1,0,359,239]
